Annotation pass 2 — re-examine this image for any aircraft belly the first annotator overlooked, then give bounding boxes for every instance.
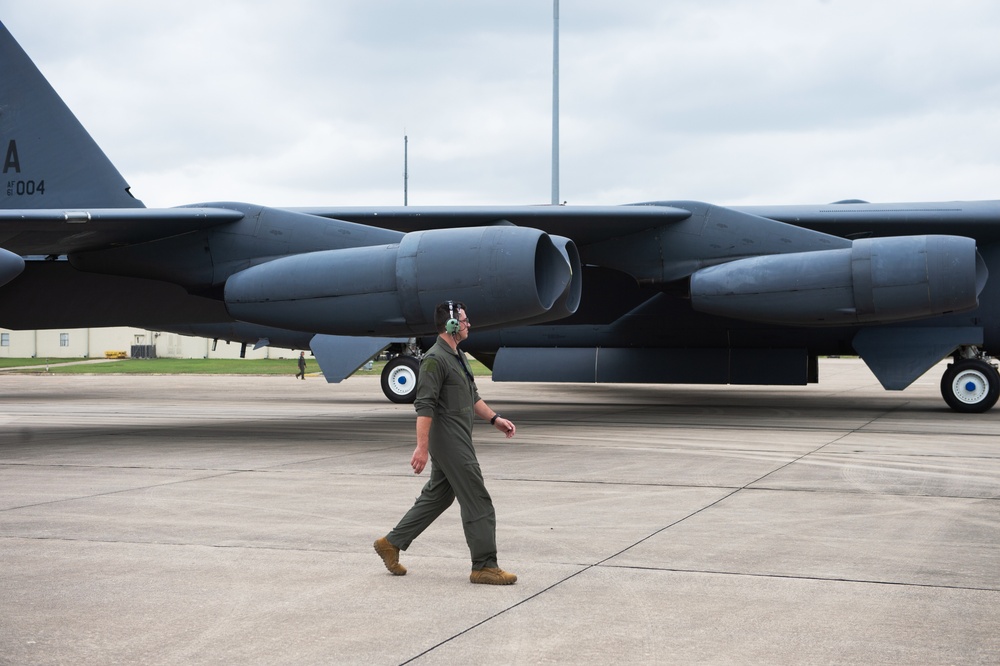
[492,347,812,385]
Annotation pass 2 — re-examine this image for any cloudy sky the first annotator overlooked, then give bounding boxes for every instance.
[5,1,1000,209]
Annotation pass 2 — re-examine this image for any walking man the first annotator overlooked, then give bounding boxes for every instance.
[295,351,306,379]
[374,301,518,585]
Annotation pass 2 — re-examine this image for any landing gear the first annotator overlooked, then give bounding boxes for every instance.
[940,349,1000,413]
[381,355,420,404]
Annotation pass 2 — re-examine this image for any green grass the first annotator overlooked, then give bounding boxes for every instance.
[0,357,492,376]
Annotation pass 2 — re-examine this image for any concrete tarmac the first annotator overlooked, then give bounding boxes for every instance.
[1,358,998,665]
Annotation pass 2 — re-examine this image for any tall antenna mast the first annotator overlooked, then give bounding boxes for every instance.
[551,0,560,205]
[404,134,409,206]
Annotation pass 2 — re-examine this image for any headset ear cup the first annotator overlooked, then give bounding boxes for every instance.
[445,300,459,334]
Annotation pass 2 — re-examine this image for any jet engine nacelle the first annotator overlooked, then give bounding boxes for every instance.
[224,226,579,336]
[690,235,985,326]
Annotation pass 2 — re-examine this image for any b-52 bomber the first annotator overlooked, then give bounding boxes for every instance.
[2,21,999,412]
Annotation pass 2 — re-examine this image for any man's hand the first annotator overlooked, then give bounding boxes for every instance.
[493,417,516,438]
[411,445,429,474]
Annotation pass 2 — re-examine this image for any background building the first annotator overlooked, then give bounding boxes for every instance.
[0,327,299,360]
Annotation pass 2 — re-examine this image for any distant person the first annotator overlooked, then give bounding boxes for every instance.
[374,301,518,585]
[295,351,306,379]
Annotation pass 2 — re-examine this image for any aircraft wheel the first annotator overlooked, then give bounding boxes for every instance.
[940,359,1000,413]
[381,356,420,404]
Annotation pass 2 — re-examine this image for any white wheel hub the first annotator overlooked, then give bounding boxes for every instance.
[387,365,417,396]
[951,368,990,405]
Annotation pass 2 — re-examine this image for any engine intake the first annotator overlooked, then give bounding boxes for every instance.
[690,235,985,326]
[224,226,579,335]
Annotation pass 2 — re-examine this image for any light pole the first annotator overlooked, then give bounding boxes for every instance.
[551,0,560,205]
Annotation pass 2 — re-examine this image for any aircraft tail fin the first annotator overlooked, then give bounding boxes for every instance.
[0,21,144,210]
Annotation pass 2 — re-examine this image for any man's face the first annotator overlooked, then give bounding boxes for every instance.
[455,307,471,342]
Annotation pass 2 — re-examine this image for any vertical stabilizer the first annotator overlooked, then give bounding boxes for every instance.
[0,21,144,210]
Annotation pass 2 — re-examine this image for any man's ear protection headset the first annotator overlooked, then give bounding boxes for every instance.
[445,300,460,334]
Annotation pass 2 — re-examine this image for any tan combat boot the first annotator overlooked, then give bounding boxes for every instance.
[469,567,517,585]
[373,537,406,575]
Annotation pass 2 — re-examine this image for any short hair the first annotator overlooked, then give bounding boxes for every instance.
[434,301,466,333]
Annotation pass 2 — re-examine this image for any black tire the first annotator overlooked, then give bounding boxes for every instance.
[381,356,420,404]
[940,359,1000,413]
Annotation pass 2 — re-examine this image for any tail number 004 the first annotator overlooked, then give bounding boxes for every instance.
[7,180,45,196]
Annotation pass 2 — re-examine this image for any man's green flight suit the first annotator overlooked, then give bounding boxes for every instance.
[386,337,499,570]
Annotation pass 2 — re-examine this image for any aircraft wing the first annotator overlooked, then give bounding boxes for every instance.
[0,207,244,255]
[292,204,692,245]
[0,204,687,258]
[736,200,1000,242]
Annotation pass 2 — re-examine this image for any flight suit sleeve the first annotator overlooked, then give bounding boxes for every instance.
[414,355,445,418]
